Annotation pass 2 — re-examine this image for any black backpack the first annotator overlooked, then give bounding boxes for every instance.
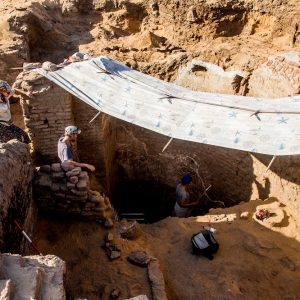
[191,229,219,260]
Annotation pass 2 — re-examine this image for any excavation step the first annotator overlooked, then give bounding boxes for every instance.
[0,253,66,300]
[0,279,13,300]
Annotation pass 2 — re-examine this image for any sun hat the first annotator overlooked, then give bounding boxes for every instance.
[65,125,81,135]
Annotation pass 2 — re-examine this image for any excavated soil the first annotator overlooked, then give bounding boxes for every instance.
[35,198,300,300]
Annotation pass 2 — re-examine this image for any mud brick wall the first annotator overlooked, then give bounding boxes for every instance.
[34,162,114,227]
[20,72,74,163]
[0,140,35,253]
[248,53,300,98]
[73,100,107,173]
[20,74,110,184]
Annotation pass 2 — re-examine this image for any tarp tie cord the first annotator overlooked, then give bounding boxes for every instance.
[263,155,277,178]
[89,111,101,124]
[162,137,173,152]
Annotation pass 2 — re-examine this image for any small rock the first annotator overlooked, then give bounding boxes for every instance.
[240,211,250,219]
[110,288,121,299]
[79,171,88,179]
[110,250,121,260]
[106,233,114,242]
[127,251,152,267]
[69,176,79,184]
[61,161,74,172]
[51,163,62,172]
[119,221,141,240]
[51,183,60,192]
[77,179,88,191]
[67,182,76,189]
[104,218,114,228]
[51,172,65,180]
[66,167,81,177]
[39,165,51,173]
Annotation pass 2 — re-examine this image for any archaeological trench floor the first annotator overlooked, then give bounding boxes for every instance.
[34,198,300,300]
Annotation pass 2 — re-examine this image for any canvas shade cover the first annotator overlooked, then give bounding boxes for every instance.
[36,56,300,156]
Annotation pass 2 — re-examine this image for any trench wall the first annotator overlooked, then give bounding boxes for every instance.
[0,140,35,253]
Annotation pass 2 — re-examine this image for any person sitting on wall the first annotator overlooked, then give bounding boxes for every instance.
[0,80,30,144]
[173,175,199,218]
[57,125,95,172]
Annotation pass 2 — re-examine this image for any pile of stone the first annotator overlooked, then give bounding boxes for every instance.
[102,233,121,260]
[34,162,114,226]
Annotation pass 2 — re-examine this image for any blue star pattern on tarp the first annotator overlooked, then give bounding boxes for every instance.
[36,56,300,156]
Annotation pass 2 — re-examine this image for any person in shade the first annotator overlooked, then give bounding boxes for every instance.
[173,175,199,217]
[57,125,95,172]
[0,80,30,144]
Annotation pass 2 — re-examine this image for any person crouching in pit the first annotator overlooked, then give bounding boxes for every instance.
[57,125,95,172]
[173,175,199,217]
[0,80,30,144]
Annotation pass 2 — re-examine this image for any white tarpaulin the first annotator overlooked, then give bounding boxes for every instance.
[37,56,300,156]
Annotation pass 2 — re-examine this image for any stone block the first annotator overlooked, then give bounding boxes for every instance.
[39,165,51,173]
[76,179,88,191]
[36,174,51,188]
[69,176,79,184]
[67,182,76,189]
[71,189,88,197]
[51,163,62,172]
[51,172,65,181]
[53,192,66,199]
[78,171,88,179]
[66,167,81,177]
[61,161,74,172]
[51,183,60,192]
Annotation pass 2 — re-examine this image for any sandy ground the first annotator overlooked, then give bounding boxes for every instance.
[35,198,300,300]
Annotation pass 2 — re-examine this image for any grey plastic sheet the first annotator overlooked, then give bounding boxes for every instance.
[36,56,300,155]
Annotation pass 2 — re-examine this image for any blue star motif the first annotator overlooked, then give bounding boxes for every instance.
[229,111,238,118]
[122,110,126,116]
[234,137,240,144]
[125,86,132,93]
[279,143,285,150]
[156,121,160,127]
[189,130,194,136]
[277,117,289,124]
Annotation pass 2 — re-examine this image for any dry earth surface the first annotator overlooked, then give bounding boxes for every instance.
[35,198,300,300]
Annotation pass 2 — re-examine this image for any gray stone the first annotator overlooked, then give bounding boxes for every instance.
[76,179,88,191]
[66,167,81,177]
[104,218,114,228]
[69,176,79,184]
[51,172,65,180]
[36,174,51,188]
[148,260,167,300]
[78,171,88,179]
[106,233,114,242]
[51,183,60,192]
[51,163,62,172]
[67,182,76,189]
[71,189,88,197]
[61,161,74,172]
[127,251,152,267]
[39,165,51,173]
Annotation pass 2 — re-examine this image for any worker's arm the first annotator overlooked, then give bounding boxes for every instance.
[179,198,199,207]
[67,160,95,172]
